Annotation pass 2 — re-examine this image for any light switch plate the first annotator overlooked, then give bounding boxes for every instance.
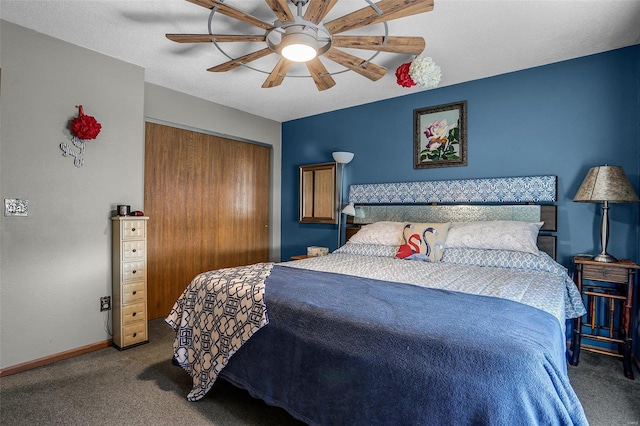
[4,199,29,217]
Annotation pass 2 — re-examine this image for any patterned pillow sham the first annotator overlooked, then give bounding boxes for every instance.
[348,221,405,246]
[395,222,450,262]
[334,242,399,258]
[442,247,558,274]
[445,221,543,255]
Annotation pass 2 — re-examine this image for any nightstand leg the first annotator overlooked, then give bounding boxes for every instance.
[569,316,582,366]
[622,268,635,380]
[622,338,634,379]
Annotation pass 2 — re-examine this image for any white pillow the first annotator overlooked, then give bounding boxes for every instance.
[334,242,399,257]
[348,221,405,246]
[445,221,543,255]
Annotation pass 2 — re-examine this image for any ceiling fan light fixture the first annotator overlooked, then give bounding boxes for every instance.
[168,0,436,90]
[280,27,318,62]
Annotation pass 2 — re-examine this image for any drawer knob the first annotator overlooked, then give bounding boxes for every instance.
[132,312,136,317]
[131,228,136,232]
[133,333,137,338]
[132,291,137,295]
[132,249,137,253]
[132,270,137,274]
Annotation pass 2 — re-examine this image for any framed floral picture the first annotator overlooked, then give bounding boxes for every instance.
[414,101,467,169]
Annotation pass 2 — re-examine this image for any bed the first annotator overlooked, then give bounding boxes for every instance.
[166,176,588,425]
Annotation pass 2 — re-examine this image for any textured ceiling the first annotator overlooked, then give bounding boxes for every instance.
[2,1,639,122]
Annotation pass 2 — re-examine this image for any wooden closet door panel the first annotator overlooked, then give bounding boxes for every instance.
[144,123,196,319]
[212,137,270,268]
[243,141,270,263]
[144,122,270,320]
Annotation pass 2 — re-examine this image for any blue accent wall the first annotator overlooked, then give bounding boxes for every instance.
[281,46,640,268]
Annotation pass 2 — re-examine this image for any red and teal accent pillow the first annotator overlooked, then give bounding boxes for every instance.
[396,222,450,262]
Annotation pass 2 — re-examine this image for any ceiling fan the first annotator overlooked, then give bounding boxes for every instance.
[166,0,434,91]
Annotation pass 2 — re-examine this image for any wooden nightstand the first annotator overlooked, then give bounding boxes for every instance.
[290,254,311,260]
[569,256,639,379]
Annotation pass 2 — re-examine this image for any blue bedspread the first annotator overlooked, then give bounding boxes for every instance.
[221,265,587,426]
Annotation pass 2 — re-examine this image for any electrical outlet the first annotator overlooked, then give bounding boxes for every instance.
[100,296,111,312]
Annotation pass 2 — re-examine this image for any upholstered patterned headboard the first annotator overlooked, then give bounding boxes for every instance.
[348,175,556,204]
[345,176,558,259]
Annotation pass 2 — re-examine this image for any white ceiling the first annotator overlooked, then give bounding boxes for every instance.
[2,1,639,122]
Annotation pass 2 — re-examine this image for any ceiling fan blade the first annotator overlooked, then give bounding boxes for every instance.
[166,34,267,43]
[323,48,386,81]
[262,58,292,88]
[325,0,434,35]
[265,0,295,22]
[207,48,274,72]
[303,0,340,24]
[305,58,336,91]
[332,35,425,55]
[187,0,274,31]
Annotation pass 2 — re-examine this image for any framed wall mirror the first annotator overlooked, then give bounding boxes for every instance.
[299,162,337,224]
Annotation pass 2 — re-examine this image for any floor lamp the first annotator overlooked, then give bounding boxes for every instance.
[332,151,354,248]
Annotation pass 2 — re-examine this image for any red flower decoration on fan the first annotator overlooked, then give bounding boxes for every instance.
[395,62,416,88]
[70,105,102,140]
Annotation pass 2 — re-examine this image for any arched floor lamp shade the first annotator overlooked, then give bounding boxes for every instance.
[573,165,639,263]
[332,152,354,248]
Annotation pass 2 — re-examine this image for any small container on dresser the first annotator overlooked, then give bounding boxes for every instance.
[111,216,149,350]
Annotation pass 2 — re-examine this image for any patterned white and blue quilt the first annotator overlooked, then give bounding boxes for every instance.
[288,249,585,325]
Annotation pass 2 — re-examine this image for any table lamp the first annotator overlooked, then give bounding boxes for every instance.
[573,165,639,262]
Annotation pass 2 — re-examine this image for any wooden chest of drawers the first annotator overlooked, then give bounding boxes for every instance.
[112,216,149,350]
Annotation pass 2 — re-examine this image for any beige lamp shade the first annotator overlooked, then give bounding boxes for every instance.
[573,165,638,263]
[573,165,639,203]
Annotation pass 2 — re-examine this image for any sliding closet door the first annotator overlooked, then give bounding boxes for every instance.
[144,122,270,319]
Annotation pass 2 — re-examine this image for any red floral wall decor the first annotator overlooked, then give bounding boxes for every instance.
[60,105,103,167]
[70,105,102,140]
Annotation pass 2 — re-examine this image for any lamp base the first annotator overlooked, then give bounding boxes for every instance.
[593,253,618,263]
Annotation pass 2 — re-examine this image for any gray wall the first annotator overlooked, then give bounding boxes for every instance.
[0,21,281,369]
[0,21,145,368]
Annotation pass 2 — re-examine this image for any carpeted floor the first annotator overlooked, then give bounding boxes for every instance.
[567,349,640,426]
[1,318,638,426]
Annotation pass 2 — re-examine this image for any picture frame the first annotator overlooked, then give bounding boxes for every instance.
[414,101,467,169]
